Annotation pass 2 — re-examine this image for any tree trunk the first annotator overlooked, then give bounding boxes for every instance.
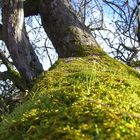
[2,0,43,88]
[39,0,100,58]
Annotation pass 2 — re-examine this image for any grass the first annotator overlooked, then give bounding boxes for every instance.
[0,54,140,140]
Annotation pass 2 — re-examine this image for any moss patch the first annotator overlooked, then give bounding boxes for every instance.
[0,54,140,140]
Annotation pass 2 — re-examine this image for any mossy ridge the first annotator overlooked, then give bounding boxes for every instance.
[0,55,140,140]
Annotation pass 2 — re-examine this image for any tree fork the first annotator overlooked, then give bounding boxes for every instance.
[2,0,43,89]
[24,0,102,58]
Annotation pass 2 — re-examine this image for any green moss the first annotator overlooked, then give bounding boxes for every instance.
[10,69,20,77]
[0,55,140,140]
[77,45,106,56]
[8,69,28,90]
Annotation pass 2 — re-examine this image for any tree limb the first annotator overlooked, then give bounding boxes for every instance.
[0,50,13,72]
[0,50,27,91]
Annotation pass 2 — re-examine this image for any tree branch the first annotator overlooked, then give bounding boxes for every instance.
[0,50,27,91]
[0,50,13,72]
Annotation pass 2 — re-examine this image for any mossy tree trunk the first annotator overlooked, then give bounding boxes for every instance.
[2,0,43,89]
[0,0,102,90]
[39,0,100,58]
[24,0,102,58]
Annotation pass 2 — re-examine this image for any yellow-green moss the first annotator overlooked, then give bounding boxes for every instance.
[0,55,140,140]
[75,45,106,57]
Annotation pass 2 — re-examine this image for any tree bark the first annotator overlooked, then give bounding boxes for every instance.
[2,0,43,88]
[39,0,100,58]
[0,50,26,90]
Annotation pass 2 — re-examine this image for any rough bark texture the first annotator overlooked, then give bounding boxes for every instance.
[39,0,100,58]
[2,0,43,88]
